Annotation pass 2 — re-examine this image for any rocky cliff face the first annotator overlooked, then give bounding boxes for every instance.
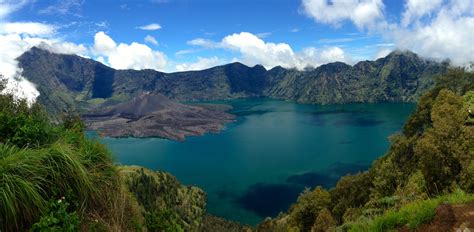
[265,52,447,103]
[18,48,447,116]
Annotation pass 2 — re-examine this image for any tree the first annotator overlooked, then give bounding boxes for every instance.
[464,91,474,125]
[288,187,331,231]
[415,89,465,194]
[0,78,56,148]
[311,208,336,232]
[330,172,372,222]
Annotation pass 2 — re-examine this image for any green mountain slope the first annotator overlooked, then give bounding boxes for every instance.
[18,47,447,117]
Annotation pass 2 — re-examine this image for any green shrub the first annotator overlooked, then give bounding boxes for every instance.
[145,210,184,232]
[31,197,80,232]
[288,187,331,231]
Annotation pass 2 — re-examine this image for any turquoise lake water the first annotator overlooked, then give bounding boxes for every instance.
[98,99,415,225]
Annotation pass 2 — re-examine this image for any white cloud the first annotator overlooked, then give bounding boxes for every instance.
[175,49,199,56]
[37,41,87,55]
[390,0,474,65]
[0,34,40,104]
[401,0,443,26]
[93,31,117,55]
[301,0,385,30]
[144,35,159,46]
[93,31,167,70]
[38,0,84,16]
[95,21,108,28]
[188,32,350,70]
[175,56,224,71]
[0,32,91,104]
[256,32,272,38]
[0,1,56,103]
[290,28,300,33]
[187,38,219,48]
[301,0,474,65]
[0,22,56,36]
[138,23,162,31]
[374,48,393,59]
[221,32,299,69]
[0,0,29,19]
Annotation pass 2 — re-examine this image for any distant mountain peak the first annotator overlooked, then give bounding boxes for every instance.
[22,46,431,74]
[385,49,420,59]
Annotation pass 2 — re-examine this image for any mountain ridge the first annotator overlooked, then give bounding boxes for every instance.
[18,47,448,117]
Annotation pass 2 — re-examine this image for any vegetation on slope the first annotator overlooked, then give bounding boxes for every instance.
[256,68,474,232]
[0,77,244,231]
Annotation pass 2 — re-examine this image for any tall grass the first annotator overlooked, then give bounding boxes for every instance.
[0,129,118,231]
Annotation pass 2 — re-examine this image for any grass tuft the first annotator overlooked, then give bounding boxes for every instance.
[347,189,474,232]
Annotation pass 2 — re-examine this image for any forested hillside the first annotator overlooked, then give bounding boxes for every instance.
[256,68,474,231]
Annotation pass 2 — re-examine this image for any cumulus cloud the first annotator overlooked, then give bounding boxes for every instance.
[93,31,116,54]
[144,35,159,46]
[301,0,473,65]
[390,0,474,65]
[175,56,224,71]
[138,23,162,31]
[93,31,167,70]
[188,32,350,70]
[301,0,385,30]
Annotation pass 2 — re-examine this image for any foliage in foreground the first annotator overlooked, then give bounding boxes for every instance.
[0,80,140,231]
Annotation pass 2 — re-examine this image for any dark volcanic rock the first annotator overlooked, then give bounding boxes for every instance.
[84,93,235,141]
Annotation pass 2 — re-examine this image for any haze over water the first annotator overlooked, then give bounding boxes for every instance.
[99,99,415,225]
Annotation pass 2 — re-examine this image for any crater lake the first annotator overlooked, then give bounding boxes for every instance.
[96,99,415,225]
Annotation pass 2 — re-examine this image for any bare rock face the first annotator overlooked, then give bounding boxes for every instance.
[84,93,235,141]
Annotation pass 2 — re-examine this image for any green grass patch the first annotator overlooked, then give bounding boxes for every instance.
[348,189,474,232]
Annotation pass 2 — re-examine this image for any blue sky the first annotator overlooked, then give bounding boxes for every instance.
[0,0,473,77]
[11,0,399,64]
